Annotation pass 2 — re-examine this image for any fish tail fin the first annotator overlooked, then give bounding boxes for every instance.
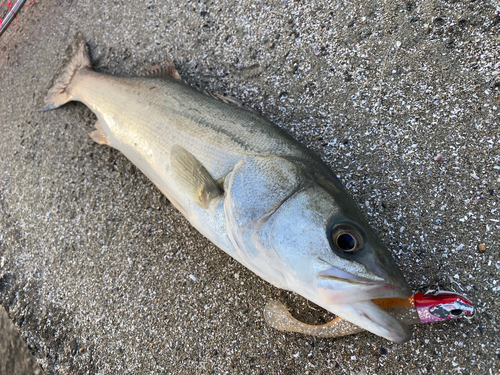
[39,33,91,111]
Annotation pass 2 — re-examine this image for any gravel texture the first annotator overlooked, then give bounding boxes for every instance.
[0,0,499,374]
[0,305,43,375]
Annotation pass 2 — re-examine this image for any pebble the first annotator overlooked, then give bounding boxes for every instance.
[434,153,443,162]
[477,243,486,253]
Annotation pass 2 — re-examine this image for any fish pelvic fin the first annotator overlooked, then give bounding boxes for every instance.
[39,32,91,111]
[90,120,110,145]
[169,145,223,208]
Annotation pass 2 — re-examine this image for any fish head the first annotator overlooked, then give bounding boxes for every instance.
[225,156,411,342]
[265,182,412,342]
[265,179,410,298]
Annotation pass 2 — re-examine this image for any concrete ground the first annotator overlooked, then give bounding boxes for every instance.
[0,0,499,374]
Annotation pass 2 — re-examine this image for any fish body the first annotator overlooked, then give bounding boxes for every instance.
[43,34,411,342]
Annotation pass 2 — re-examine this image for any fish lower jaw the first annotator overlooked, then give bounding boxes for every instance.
[294,288,412,343]
[315,283,411,305]
[323,301,412,343]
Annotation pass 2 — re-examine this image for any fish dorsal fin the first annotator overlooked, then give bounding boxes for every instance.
[140,59,181,80]
[200,90,259,114]
[215,93,260,114]
[169,145,223,208]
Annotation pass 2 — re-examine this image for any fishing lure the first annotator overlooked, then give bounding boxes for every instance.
[264,286,474,338]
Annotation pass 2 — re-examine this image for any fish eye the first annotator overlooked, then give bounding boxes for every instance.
[331,225,363,253]
[337,233,357,251]
[450,309,464,317]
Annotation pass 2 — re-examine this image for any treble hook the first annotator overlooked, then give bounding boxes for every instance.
[424,284,440,296]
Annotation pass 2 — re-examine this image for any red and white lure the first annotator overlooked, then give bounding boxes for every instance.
[412,287,474,324]
[0,0,37,38]
[264,286,474,338]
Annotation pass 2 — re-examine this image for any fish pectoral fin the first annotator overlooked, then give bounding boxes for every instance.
[89,120,110,145]
[169,145,223,208]
[139,59,181,80]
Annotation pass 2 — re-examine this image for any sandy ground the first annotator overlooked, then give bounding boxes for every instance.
[0,305,42,375]
[0,0,499,374]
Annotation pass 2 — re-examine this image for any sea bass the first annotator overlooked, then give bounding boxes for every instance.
[42,34,411,343]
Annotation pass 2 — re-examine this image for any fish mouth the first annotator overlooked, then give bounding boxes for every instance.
[315,266,411,305]
[314,267,412,343]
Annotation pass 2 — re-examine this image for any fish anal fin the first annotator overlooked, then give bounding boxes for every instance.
[169,145,223,208]
[90,120,110,145]
[140,59,181,80]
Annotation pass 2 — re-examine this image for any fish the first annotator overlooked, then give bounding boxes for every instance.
[42,33,412,343]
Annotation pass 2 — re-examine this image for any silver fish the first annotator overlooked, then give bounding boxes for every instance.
[42,34,411,342]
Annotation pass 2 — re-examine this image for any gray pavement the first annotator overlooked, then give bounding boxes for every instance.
[0,0,499,374]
